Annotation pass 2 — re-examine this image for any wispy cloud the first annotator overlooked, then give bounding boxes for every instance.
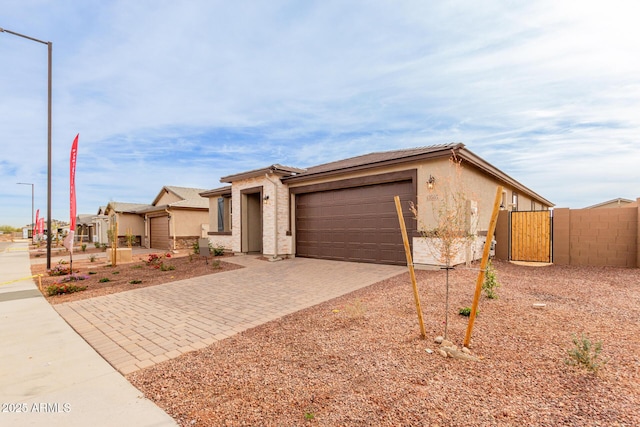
[1,0,639,227]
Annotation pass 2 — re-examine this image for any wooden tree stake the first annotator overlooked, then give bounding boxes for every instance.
[394,196,427,339]
[463,186,503,348]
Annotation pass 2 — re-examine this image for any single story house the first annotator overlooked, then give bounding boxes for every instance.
[201,143,554,266]
[584,198,637,209]
[101,186,209,251]
[137,186,209,250]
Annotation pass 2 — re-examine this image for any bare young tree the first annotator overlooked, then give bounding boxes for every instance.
[411,152,478,338]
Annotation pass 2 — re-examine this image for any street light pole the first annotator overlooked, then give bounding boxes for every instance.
[16,183,34,243]
[1,27,53,269]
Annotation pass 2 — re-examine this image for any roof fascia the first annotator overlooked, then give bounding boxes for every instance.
[282,144,463,184]
[220,164,306,183]
[457,148,555,207]
[200,186,232,198]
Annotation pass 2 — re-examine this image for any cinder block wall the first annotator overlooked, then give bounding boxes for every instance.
[554,202,638,268]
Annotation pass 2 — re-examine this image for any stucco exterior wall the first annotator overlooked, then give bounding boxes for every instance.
[155,190,182,205]
[113,213,144,238]
[171,209,208,237]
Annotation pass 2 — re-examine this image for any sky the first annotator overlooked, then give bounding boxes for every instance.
[1,0,639,228]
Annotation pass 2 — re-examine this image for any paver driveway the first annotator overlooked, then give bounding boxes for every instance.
[55,256,404,374]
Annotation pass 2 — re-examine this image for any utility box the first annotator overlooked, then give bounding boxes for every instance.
[106,247,132,263]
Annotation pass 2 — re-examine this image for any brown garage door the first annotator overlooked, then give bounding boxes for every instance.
[295,180,415,265]
[150,215,170,250]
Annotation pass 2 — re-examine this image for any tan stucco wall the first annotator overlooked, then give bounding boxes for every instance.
[171,209,208,237]
[114,213,144,237]
[155,190,182,205]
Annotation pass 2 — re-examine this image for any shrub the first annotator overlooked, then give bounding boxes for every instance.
[344,299,366,319]
[60,274,89,283]
[99,278,110,283]
[46,283,87,296]
[81,243,87,252]
[89,254,96,262]
[48,262,71,276]
[565,334,606,373]
[482,259,500,299]
[94,242,101,249]
[458,307,478,317]
[146,253,173,270]
[129,280,142,284]
[213,244,225,256]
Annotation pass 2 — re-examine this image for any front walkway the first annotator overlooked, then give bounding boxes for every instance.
[55,256,404,374]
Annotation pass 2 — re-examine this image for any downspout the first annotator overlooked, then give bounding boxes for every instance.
[265,172,281,261]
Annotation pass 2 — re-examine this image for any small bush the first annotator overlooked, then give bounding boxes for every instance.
[89,254,96,262]
[344,299,366,319]
[81,244,87,252]
[160,263,175,271]
[129,280,142,284]
[483,259,500,299]
[94,242,101,249]
[60,274,89,283]
[48,262,71,276]
[213,244,225,256]
[99,278,110,283]
[88,271,97,275]
[458,307,477,317]
[46,283,87,296]
[565,334,606,373]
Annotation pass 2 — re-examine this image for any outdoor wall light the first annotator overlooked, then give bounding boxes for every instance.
[263,195,270,201]
[427,175,436,190]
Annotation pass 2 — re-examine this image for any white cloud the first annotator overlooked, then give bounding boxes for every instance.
[1,0,639,226]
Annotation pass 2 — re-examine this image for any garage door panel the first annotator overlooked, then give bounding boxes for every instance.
[150,216,170,250]
[295,180,415,265]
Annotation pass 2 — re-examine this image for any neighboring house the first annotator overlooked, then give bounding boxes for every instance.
[101,186,209,251]
[103,202,149,246]
[75,214,95,242]
[201,143,554,266]
[92,206,109,245]
[584,198,636,209]
[136,186,209,250]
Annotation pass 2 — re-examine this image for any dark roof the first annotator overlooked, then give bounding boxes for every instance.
[283,143,554,207]
[283,143,462,182]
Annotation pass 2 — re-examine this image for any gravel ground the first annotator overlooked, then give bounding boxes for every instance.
[127,260,640,426]
[32,251,241,304]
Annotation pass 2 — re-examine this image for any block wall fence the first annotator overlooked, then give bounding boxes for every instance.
[495,197,639,268]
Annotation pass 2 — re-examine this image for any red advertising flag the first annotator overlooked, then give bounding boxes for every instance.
[69,133,79,231]
[35,209,39,236]
[38,218,44,236]
[64,134,79,253]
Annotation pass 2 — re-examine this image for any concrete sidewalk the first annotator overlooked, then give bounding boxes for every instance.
[0,240,177,427]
